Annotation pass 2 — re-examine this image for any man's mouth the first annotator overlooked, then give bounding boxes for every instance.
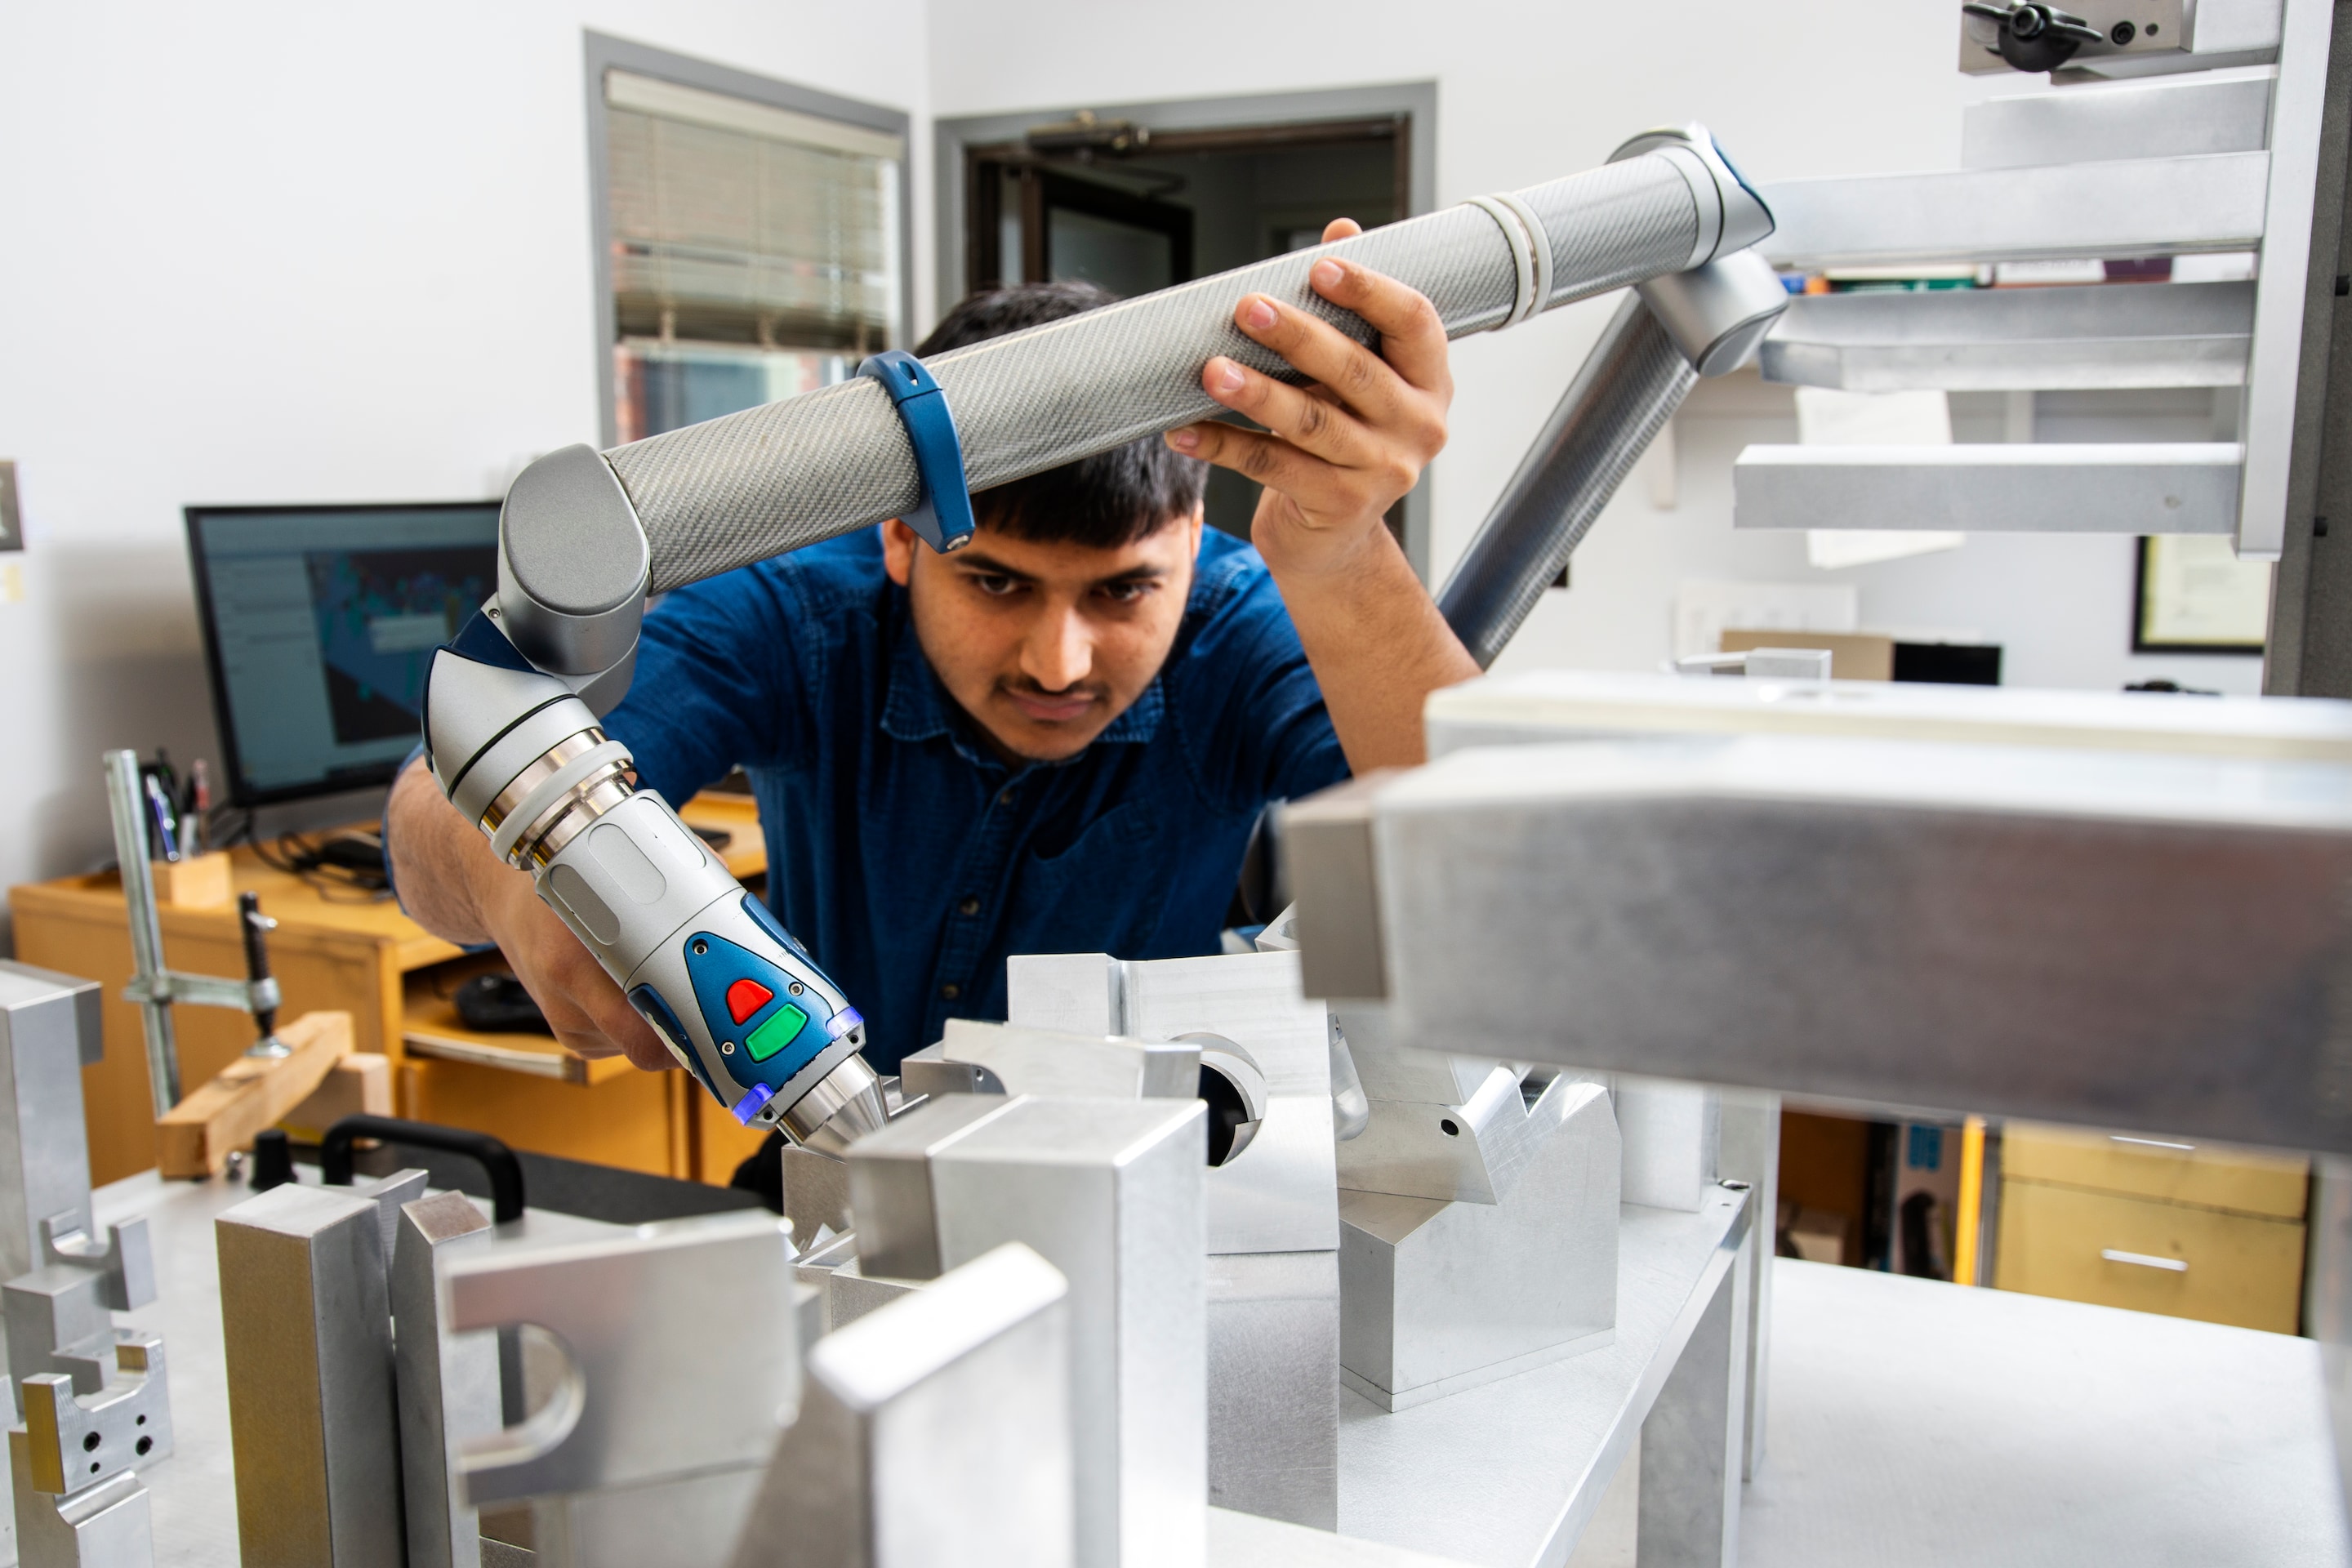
[1000,684,1100,724]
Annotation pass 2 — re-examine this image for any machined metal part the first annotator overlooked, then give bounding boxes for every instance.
[9,1432,151,1568]
[0,965,106,1286]
[846,1094,1206,1568]
[1734,441,2244,537]
[394,1192,498,1568]
[1433,296,1695,670]
[101,753,180,1120]
[1340,1077,1620,1411]
[1637,1199,1753,1568]
[216,1183,404,1568]
[1757,151,2270,269]
[1005,951,1338,1257]
[1204,1250,1340,1530]
[1284,729,2352,1153]
[18,1331,171,1498]
[1187,1036,1268,1167]
[1962,71,2274,167]
[439,1209,798,1564]
[902,1019,1199,1104]
[1760,280,2256,394]
[1616,1080,1723,1214]
[494,444,649,679]
[728,1242,1074,1568]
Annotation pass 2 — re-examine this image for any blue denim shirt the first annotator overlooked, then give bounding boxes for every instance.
[599,526,1347,1071]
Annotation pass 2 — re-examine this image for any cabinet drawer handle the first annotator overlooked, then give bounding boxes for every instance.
[2100,1248,2188,1273]
[2109,1135,2195,1152]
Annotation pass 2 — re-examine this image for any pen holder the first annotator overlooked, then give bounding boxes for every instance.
[149,851,233,909]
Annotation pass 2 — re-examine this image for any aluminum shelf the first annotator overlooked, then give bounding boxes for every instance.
[1732,442,2244,534]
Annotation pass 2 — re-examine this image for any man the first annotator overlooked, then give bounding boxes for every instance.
[387,220,1480,1078]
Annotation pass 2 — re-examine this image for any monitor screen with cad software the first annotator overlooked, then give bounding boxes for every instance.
[185,501,501,807]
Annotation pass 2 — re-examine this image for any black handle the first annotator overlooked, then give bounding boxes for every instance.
[237,891,278,1040]
[320,1115,526,1223]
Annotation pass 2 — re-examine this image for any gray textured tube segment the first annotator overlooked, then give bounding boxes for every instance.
[439,1210,798,1512]
[1436,296,1695,670]
[605,138,1775,595]
[1285,727,2352,1153]
[392,1192,497,1568]
[216,1183,405,1568]
[728,1241,1074,1568]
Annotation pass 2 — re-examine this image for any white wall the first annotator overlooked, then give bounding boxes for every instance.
[0,1,929,934]
[926,0,2267,696]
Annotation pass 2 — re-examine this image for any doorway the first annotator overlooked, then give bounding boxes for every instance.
[937,85,1437,572]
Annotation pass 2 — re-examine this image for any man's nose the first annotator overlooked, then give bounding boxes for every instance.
[1021,602,1094,691]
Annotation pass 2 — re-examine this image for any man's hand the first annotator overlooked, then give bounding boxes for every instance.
[1163,219,1478,771]
[387,758,673,1071]
[1166,218,1452,584]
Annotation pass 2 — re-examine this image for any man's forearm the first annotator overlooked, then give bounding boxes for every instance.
[386,755,507,945]
[1275,527,1479,773]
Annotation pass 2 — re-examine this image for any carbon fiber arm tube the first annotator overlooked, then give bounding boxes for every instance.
[1436,296,1698,669]
[611,149,1734,595]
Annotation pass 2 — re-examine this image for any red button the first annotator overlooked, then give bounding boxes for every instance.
[725,978,774,1026]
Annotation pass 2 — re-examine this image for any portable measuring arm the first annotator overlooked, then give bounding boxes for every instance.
[421,125,1777,1157]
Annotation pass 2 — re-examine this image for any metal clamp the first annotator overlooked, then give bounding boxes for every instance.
[858,350,978,555]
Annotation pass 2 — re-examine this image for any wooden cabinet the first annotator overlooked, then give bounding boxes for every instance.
[9,792,768,1189]
[1993,1121,2309,1334]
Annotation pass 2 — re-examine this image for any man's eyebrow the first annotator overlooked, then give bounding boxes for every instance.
[948,550,1038,581]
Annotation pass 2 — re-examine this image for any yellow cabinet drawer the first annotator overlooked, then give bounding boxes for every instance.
[1994,1179,2305,1333]
[2002,1121,2308,1218]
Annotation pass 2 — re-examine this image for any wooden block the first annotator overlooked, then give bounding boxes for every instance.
[149,852,233,909]
[155,1011,354,1178]
[279,1054,393,1140]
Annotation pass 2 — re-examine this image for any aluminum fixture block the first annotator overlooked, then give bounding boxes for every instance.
[18,1332,172,1497]
[1733,443,2244,536]
[1421,667,2352,764]
[1617,1080,1721,1214]
[1760,281,2256,393]
[392,1192,497,1568]
[440,1210,798,1508]
[848,1093,1023,1282]
[1007,951,1337,1255]
[1757,152,2269,270]
[216,1183,403,1568]
[1962,73,2274,167]
[730,1242,1073,1568]
[1285,733,2352,1153]
[1340,1077,1619,1411]
[0,964,105,1286]
[1204,1251,1339,1530]
[9,1432,150,1568]
[849,1094,1205,1568]
[900,1018,1200,1105]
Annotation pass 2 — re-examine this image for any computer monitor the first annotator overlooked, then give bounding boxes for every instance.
[185,501,501,807]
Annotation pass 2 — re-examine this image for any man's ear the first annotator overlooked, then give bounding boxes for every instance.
[1186,504,1205,558]
[880,519,917,586]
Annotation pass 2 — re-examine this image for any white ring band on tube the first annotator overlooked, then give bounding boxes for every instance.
[489,739,635,864]
[1488,190,1554,319]
[1466,194,1541,330]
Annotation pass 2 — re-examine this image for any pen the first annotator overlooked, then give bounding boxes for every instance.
[144,773,180,863]
[186,759,211,857]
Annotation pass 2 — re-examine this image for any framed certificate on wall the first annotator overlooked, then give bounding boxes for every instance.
[2133,536,2270,655]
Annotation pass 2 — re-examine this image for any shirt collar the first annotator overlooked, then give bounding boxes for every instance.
[880,598,1165,761]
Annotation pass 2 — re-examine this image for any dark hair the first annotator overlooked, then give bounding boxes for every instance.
[915,281,1205,549]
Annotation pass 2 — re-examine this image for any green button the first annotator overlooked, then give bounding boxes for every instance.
[743,1002,810,1062]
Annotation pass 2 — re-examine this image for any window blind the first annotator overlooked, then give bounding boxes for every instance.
[604,69,903,354]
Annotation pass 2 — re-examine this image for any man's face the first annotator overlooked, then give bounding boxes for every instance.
[883,509,1204,764]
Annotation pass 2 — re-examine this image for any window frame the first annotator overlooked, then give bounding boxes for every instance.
[583,32,915,450]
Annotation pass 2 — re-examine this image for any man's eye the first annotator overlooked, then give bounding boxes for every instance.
[970,574,1020,597]
[1098,581,1151,604]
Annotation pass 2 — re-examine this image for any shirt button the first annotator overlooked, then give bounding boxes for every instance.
[996,788,1015,807]
[958,898,981,916]
[939,982,961,1000]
